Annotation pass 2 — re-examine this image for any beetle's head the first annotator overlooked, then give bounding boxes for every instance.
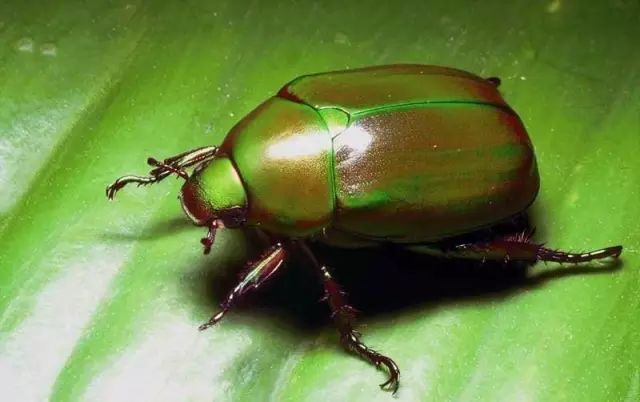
[179,156,248,250]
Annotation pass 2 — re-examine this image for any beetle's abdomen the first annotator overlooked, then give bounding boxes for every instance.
[221,98,334,236]
[332,104,539,242]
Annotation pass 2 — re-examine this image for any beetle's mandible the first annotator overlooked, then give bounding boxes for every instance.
[106,64,622,393]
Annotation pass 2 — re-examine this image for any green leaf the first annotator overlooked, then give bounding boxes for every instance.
[1,1,638,401]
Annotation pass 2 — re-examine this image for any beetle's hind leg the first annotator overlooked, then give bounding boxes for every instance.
[106,146,218,199]
[298,242,400,393]
[455,232,622,264]
[412,231,622,264]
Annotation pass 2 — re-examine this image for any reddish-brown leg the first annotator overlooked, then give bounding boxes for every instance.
[414,231,622,264]
[157,146,217,165]
[106,146,218,199]
[147,146,218,176]
[200,222,219,255]
[299,242,400,393]
[199,243,286,331]
[147,158,189,180]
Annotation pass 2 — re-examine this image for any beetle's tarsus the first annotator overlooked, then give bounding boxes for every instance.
[199,308,227,331]
[378,359,401,393]
[376,355,400,393]
[339,330,400,394]
[106,175,158,200]
[537,245,623,263]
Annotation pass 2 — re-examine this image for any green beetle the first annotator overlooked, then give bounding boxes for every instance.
[107,64,622,393]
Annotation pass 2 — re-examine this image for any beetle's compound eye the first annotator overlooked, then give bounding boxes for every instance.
[179,156,247,226]
[179,180,211,226]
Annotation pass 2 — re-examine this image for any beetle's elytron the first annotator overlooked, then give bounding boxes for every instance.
[107,65,622,392]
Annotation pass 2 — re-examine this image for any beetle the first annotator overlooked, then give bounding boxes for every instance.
[106,64,622,393]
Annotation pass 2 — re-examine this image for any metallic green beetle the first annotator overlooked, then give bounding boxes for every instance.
[107,64,622,393]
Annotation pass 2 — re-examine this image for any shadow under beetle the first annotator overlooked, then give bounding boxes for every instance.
[106,64,622,393]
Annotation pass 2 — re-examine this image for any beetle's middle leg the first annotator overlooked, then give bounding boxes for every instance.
[298,242,400,393]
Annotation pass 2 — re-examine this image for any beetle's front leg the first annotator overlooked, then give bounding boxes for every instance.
[298,242,400,393]
[200,222,218,255]
[199,243,286,330]
[106,146,218,199]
